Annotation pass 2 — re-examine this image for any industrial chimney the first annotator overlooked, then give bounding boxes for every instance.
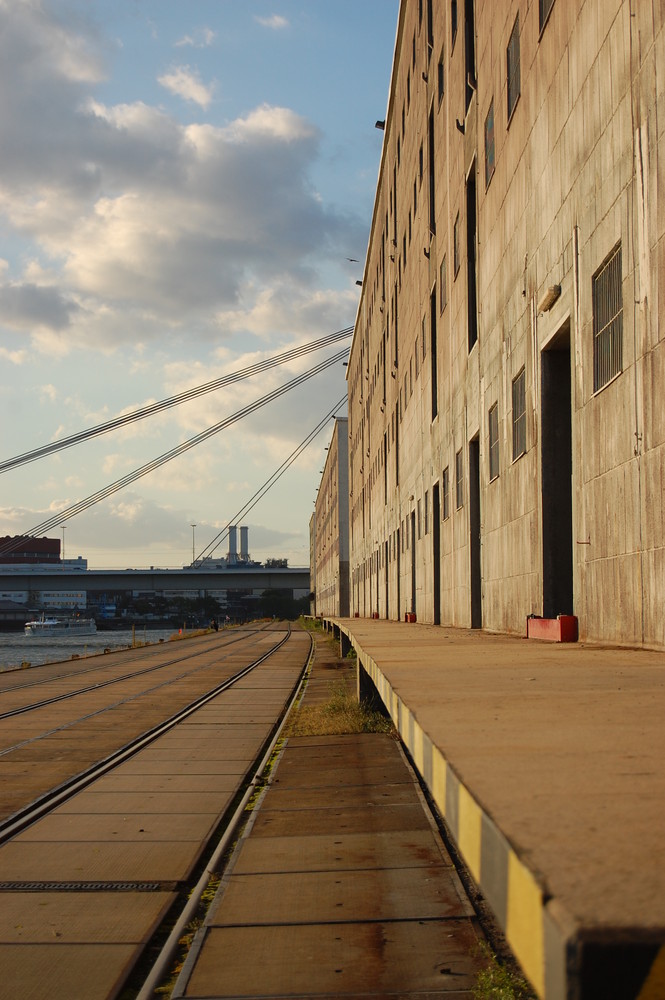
[227,525,238,565]
[240,525,249,563]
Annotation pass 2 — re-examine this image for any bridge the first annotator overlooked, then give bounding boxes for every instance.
[0,566,310,595]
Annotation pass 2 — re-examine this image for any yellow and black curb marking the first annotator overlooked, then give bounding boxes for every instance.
[333,622,665,1000]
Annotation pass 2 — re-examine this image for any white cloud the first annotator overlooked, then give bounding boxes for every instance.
[254,15,289,30]
[175,27,216,48]
[157,65,215,108]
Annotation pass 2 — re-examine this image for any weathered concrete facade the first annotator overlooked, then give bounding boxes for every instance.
[346,0,665,647]
[313,418,350,617]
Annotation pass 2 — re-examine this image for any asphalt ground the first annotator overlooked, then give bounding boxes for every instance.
[173,631,490,1000]
[325,619,665,1000]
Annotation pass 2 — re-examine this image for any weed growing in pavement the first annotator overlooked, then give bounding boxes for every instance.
[288,678,393,736]
[472,943,535,1000]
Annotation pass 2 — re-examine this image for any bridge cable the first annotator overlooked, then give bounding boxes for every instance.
[0,326,353,474]
[194,395,347,565]
[0,349,348,556]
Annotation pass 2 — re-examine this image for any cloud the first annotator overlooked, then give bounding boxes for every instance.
[175,27,216,48]
[254,15,289,30]
[157,65,215,109]
[0,282,80,331]
[0,0,361,352]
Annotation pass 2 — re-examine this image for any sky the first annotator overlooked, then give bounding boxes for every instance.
[0,0,398,569]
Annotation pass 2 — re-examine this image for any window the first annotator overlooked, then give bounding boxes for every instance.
[455,450,464,509]
[442,466,450,520]
[507,14,520,121]
[438,48,445,103]
[488,403,499,481]
[417,498,422,538]
[593,243,623,392]
[422,313,427,358]
[484,99,495,188]
[451,0,458,48]
[440,254,447,312]
[512,368,527,460]
[453,212,460,277]
[540,0,555,32]
[425,490,429,533]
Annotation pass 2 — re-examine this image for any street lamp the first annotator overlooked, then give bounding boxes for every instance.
[190,523,196,567]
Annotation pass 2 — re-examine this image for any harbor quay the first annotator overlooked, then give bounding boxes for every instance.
[323,616,665,1000]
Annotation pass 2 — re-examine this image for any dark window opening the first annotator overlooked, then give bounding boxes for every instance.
[430,285,438,419]
[466,167,478,350]
[488,403,499,481]
[440,254,447,312]
[512,368,527,460]
[455,449,464,509]
[484,100,495,188]
[539,0,555,32]
[428,108,436,234]
[592,243,623,392]
[507,14,520,121]
[464,0,476,111]
[442,466,450,520]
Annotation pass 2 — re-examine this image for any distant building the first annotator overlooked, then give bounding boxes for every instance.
[336,0,664,648]
[312,418,349,617]
[0,535,60,564]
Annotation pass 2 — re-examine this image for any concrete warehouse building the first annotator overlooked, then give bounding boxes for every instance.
[312,418,350,617]
[342,0,664,648]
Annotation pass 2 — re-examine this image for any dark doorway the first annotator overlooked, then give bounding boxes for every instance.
[469,438,482,628]
[541,324,574,617]
[433,482,441,625]
[396,528,401,620]
[410,510,417,616]
[384,540,389,620]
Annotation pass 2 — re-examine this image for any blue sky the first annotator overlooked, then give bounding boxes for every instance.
[0,0,398,568]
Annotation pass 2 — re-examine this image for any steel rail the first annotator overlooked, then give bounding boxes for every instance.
[0,627,293,846]
[0,627,266,720]
[136,628,314,1000]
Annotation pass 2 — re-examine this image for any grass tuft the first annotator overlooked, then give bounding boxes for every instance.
[472,943,535,1000]
[288,679,393,736]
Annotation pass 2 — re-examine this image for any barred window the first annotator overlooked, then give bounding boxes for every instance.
[593,243,623,392]
[442,466,450,520]
[507,14,520,121]
[488,403,499,481]
[485,99,495,189]
[455,449,464,509]
[512,368,527,460]
[540,0,555,31]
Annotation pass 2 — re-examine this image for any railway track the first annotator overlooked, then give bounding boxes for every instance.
[0,623,312,1000]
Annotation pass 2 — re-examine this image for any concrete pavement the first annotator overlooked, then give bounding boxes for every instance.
[326,618,665,1000]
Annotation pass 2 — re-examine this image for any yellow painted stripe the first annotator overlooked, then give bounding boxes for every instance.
[637,945,665,999]
[457,784,483,882]
[506,852,545,997]
[431,747,447,819]
[411,720,425,773]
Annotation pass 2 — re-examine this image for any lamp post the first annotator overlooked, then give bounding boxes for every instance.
[61,526,66,563]
[190,523,196,567]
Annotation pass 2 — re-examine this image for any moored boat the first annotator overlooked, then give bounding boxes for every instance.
[24,615,97,637]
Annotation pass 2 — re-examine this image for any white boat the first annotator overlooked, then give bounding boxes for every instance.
[24,615,97,637]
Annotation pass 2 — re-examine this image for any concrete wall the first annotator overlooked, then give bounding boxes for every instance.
[344,0,665,647]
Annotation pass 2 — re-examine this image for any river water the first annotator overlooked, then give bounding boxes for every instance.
[0,627,179,672]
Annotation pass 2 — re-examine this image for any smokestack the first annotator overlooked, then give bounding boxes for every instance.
[240,525,249,562]
[227,525,238,565]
